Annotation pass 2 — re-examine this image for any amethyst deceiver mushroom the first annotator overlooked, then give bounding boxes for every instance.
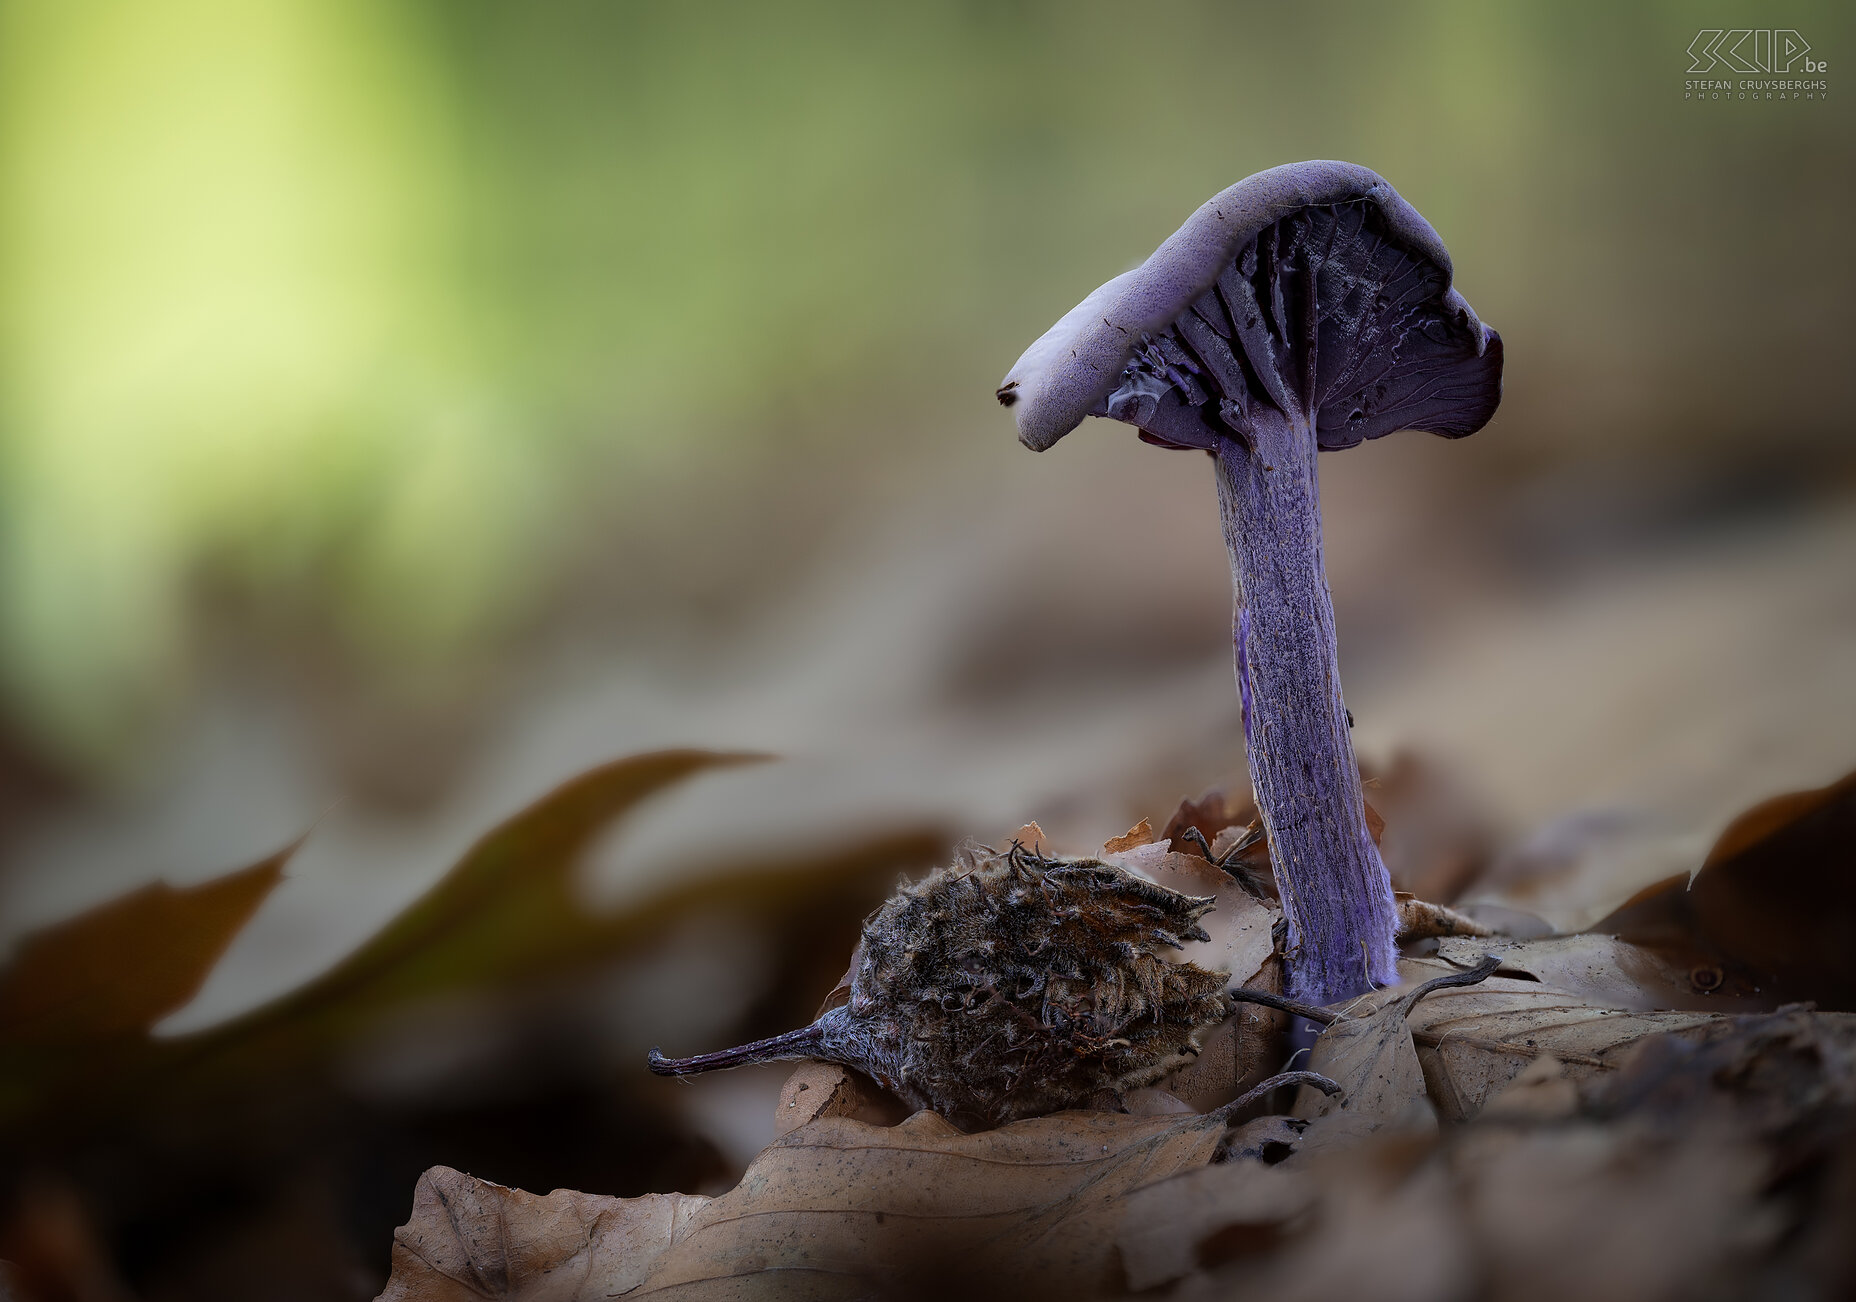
[997,161,1502,1005]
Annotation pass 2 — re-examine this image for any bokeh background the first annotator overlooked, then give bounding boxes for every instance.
[0,1,1852,1296]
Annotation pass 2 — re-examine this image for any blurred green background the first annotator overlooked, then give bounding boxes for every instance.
[1,0,1848,781]
[0,2,1853,1294]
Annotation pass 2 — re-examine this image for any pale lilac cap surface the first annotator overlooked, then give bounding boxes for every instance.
[997,160,1501,454]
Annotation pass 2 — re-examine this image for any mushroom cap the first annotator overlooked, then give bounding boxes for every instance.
[997,161,1501,453]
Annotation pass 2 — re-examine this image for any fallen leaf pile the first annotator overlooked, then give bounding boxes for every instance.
[0,751,948,1299]
[6,757,1856,1299]
[372,767,1856,1301]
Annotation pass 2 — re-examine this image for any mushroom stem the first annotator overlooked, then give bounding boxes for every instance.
[1213,415,1399,1005]
[647,1021,827,1077]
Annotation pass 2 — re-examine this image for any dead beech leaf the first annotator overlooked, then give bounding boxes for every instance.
[1433,933,1708,1012]
[1102,818,1156,853]
[1009,820,1048,852]
[380,1109,1226,1300]
[1221,1112,1305,1163]
[1137,1011,1856,1302]
[1119,1159,1313,1290]
[0,845,291,1045]
[1291,959,1504,1133]
[1397,957,1727,1122]
[1162,790,1255,851]
[1135,850,1276,986]
[1165,952,1288,1111]
[1703,770,1855,868]
[1456,1122,1775,1302]
[1248,957,1838,1125]
[1362,751,1495,904]
[1592,767,1856,1011]
[223,749,766,1036]
[1179,1140,1470,1302]
[1478,1055,1578,1124]
[1121,849,1284,1111]
[774,1061,906,1136]
[380,1165,708,1302]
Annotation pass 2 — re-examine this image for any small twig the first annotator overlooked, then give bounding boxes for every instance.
[1227,987,1336,1026]
[1213,1070,1341,1122]
[1395,954,1502,1012]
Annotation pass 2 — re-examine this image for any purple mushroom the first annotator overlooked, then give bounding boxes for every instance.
[997,162,1502,1005]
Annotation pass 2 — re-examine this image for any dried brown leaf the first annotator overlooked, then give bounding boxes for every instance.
[1592,767,1856,1010]
[1009,820,1048,851]
[1433,933,1708,1012]
[1165,952,1288,1112]
[1134,849,1276,986]
[1289,972,1473,1136]
[1101,818,1156,853]
[774,1061,906,1136]
[1396,896,1495,943]
[1177,1136,1471,1302]
[1119,1159,1312,1290]
[1161,790,1255,851]
[1148,1011,1856,1302]
[1362,751,1495,904]
[1477,1054,1578,1124]
[380,1165,707,1301]
[1456,1123,1776,1302]
[220,749,766,1039]
[1398,957,1725,1122]
[380,1109,1226,1299]
[0,845,290,1045]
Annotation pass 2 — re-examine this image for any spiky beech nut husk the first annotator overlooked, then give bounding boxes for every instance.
[648,845,1232,1128]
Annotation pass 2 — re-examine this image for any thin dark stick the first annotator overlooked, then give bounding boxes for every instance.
[1227,987,1336,1025]
[1396,954,1502,1010]
[1214,1070,1341,1121]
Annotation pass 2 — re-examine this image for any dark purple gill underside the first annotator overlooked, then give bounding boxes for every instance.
[1074,195,1499,1006]
[1097,200,1501,453]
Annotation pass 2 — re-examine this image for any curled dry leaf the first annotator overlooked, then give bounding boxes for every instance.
[381,1109,1227,1300]
[1008,821,1049,853]
[245,749,769,1023]
[1395,896,1495,943]
[0,845,291,1046]
[1227,954,1749,1127]
[1590,767,1856,1011]
[1161,790,1256,855]
[1101,818,1157,854]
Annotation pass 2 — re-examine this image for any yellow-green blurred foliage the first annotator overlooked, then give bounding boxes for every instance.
[0,0,1849,776]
